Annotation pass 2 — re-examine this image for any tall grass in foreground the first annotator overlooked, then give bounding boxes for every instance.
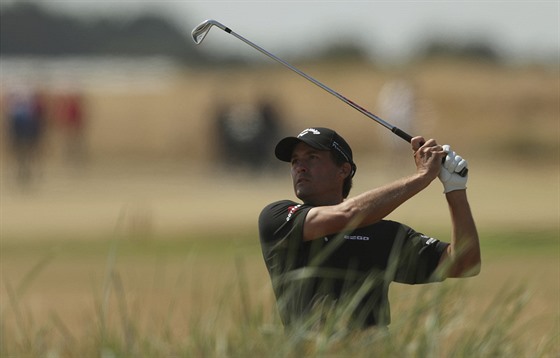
[0,241,560,358]
[1,254,558,358]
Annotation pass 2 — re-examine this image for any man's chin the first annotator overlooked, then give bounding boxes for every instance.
[294,188,309,201]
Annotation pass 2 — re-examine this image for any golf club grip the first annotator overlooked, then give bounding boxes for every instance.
[457,167,469,177]
[440,158,469,178]
[391,127,413,143]
[397,128,468,177]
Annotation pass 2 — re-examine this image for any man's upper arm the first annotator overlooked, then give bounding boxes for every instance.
[303,205,355,241]
[393,226,450,284]
[260,200,357,243]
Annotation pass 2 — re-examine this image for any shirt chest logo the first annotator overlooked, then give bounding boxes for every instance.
[344,235,370,241]
[323,234,371,242]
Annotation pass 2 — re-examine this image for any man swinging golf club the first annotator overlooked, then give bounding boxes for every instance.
[258,127,481,329]
[190,19,480,329]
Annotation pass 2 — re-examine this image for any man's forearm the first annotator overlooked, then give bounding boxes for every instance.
[304,173,433,241]
[442,190,481,277]
[342,173,432,227]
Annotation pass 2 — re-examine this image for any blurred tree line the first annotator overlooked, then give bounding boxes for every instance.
[0,2,204,63]
[1,2,503,65]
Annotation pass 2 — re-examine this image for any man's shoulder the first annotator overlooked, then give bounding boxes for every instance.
[258,200,313,239]
[259,200,304,222]
[261,199,299,211]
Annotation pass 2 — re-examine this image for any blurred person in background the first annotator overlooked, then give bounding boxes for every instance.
[377,79,417,173]
[5,89,47,187]
[258,127,480,330]
[213,97,283,172]
[57,91,88,168]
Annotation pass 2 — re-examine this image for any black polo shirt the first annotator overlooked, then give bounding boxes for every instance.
[258,200,449,328]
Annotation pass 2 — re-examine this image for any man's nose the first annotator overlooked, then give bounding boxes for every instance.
[293,161,307,173]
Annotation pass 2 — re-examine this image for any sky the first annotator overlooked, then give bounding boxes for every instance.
[6,1,560,63]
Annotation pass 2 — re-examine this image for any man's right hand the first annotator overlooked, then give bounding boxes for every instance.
[411,136,445,181]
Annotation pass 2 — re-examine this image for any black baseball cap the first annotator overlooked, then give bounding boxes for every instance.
[275,127,357,177]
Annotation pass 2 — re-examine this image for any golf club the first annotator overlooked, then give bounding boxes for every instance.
[192,19,467,177]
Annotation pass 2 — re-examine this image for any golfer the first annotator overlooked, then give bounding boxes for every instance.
[258,127,480,329]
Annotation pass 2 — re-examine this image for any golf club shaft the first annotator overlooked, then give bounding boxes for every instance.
[223,27,412,142]
[193,20,467,177]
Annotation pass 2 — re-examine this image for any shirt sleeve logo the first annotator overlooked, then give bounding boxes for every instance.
[286,204,302,222]
[421,234,438,246]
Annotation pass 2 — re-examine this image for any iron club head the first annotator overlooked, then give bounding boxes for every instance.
[191,19,228,44]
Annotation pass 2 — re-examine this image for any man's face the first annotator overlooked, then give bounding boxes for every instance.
[290,142,346,205]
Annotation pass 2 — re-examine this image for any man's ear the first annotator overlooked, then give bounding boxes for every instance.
[340,162,352,179]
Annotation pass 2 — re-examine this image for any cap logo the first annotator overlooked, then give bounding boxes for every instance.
[297,128,320,138]
[332,141,351,163]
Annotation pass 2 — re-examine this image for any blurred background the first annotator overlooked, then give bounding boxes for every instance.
[1,0,557,237]
[0,1,558,352]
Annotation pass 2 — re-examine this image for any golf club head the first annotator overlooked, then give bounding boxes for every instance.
[191,19,227,44]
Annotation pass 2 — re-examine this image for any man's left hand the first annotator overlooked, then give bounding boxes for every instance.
[439,145,468,193]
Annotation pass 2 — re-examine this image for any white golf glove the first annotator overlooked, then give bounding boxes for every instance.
[438,145,468,193]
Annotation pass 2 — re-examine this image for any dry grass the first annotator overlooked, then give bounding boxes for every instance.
[1,234,558,356]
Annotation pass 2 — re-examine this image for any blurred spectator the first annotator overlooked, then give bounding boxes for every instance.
[213,97,283,172]
[57,91,88,167]
[5,89,47,187]
[377,79,417,172]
